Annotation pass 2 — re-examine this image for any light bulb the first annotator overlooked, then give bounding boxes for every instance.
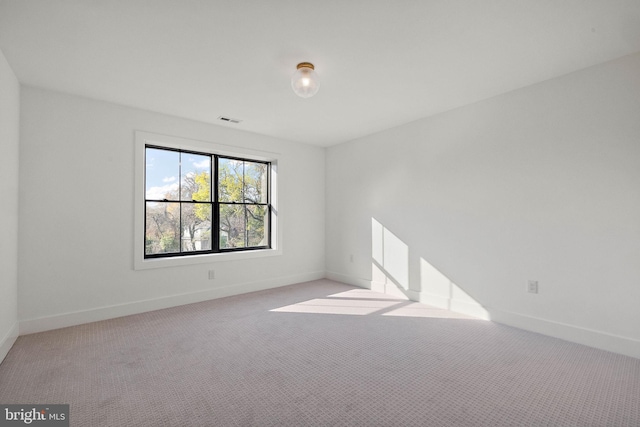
[291,62,320,98]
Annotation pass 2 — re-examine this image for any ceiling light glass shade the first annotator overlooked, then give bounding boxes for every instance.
[291,62,320,98]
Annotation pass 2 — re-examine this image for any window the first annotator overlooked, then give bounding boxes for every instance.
[134,131,280,269]
[145,146,271,258]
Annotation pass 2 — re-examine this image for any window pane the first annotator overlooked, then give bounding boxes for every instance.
[218,158,244,202]
[144,144,271,258]
[181,153,211,201]
[247,205,268,247]
[145,148,179,200]
[244,162,268,203]
[145,202,180,254]
[219,204,245,249]
[181,203,212,252]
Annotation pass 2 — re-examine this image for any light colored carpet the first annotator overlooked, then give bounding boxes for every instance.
[0,279,638,426]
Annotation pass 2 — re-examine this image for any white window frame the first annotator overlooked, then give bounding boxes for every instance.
[134,131,281,270]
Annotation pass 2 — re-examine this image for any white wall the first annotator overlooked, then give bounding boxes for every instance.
[0,48,20,362]
[326,52,640,359]
[18,87,325,332]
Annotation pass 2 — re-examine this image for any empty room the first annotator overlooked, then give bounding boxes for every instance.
[1,1,639,426]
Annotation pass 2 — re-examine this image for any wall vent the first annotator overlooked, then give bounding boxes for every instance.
[217,116,242,124]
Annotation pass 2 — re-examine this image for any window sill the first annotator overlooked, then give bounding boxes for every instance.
[134,248,282,270]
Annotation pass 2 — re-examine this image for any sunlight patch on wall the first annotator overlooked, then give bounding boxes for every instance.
[420,258,489,320]
[369,217,488,320]
[371,218,409,298]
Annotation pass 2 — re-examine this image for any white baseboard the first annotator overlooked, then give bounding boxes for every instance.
[489,308,640,360]
[325,271,372,289]
[416,291,490,320]
[0,322,19,364]
[19,271,325,335]
[326,272,418,301]
[415,291,450,309]
[325,271,639,360]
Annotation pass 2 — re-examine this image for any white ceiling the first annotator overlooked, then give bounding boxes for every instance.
[1,1,640,146]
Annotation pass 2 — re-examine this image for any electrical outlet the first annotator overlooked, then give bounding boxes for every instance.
[208,270,215,280]
[528,280,538,294]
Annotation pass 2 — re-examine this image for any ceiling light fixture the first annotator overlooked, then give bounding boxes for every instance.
[291,62,320,98]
